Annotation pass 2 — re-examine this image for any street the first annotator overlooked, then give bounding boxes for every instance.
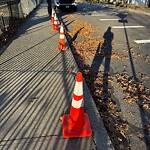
[57,2,150,150]
[0,1,150,149]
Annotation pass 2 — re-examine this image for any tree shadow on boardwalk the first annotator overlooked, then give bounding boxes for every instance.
[0,47,95,150]
[0,3,95,150]
[0,3,50,55]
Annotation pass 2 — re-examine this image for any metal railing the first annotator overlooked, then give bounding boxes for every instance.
[0,0,43,36]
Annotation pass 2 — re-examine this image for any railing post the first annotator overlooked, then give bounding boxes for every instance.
[0,15,6,31]
[7,0,14,24]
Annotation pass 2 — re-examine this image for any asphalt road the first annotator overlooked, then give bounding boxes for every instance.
[78,2,150,87]
[57,2,150,150]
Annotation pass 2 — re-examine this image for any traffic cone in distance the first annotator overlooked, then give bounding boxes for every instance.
[51,8,54,24]
[61,72,92,138]
[53,13,58,31]
[58,23,68,51]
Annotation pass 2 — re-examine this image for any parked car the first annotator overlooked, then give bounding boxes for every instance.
[54,0,77,11]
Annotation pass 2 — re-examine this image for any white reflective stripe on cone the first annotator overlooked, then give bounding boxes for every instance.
[60,27,64,33]
[72,98,84,108]
[52,9,54,14]
[74,82,83,95]
[54,16,57,20]
[60,34,64,39]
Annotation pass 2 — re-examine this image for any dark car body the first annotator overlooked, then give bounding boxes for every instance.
[54,0,77,11]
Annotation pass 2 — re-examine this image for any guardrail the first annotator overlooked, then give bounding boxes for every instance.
[0,0,43,46]
[0,0,20,32]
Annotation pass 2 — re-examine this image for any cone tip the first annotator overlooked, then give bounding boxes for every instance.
[61,23,64,27]
[76,72,82,82]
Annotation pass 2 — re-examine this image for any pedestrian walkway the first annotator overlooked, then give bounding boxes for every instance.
[0,1,114,150]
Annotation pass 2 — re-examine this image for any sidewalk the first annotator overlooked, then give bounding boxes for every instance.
[0,1,113,150]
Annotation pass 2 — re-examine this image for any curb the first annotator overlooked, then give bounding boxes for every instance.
[124,8,150,16]
[60,17,115,150]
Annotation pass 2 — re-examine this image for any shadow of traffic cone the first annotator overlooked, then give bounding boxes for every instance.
[61,72,92,138]
[53,13,58,31]
[58,23,68,51]
[51,8,54,24]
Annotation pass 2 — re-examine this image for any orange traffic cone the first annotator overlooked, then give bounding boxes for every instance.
[58,23,68,50]
[51,8,54,24]
[61,72,92,138]
[53,13,58,31]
